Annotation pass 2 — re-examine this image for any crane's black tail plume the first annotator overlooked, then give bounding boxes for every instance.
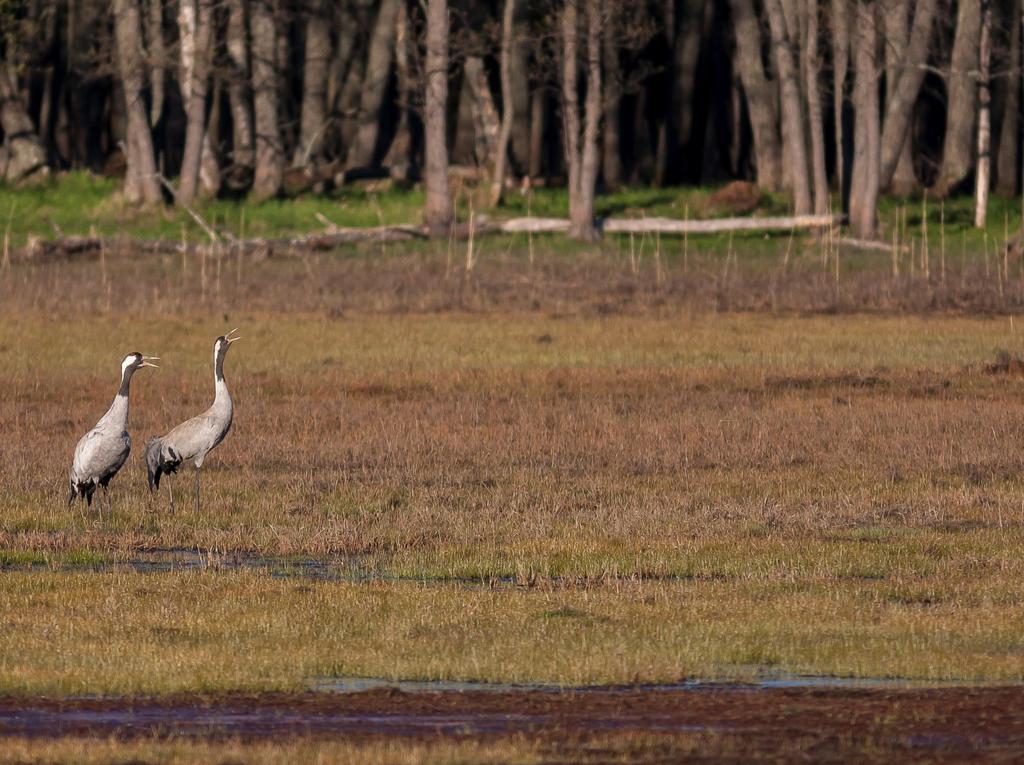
[67,478,96,506]
[145,437,181,491]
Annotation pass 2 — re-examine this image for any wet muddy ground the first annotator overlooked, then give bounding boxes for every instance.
[3,685,1024,762]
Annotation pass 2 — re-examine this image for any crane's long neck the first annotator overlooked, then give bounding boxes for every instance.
[105,366,134,426]
[213,343,232,412]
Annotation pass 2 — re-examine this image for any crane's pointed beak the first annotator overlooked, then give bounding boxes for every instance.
[225,328,242,343]
[141,356,160,368]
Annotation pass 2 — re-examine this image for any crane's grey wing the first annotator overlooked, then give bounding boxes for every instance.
[161,413,220,462]
[72,425,130,483]
[71,427,103,480]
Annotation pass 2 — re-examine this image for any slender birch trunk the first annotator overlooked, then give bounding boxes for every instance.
[294,0,330,168]
[346,0,400,169]
[803,0,828,214]
[975,0,992,227]
[226,0,254,170]
[562,0,601,240]
[145,0,165,128]
[831,0,849,199]
[879,0,937,192]
[849,0,880,239]
[729,0,782,191]
[424,0,452,234]
[177,0,215,205]
[936,0,982,195]
[764,0,812,213]
[464,55,501,168]
[491,0,517,206]
[113,0,161,204]
[250,0,283,200]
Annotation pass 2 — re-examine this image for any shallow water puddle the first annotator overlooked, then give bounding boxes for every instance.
[0,694,716,740]
[1,549,538,587]
[0,706,557,738]
[3,683,1023,746]
[311,674,988,694]
[2,549,382,582]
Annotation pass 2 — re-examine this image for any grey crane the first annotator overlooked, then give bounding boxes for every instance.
[145,330,241,512]
[68,352,159,510]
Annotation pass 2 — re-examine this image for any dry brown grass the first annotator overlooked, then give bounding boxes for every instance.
[0,736,547,765]
[9,231,1024,317]
[3,304,1024,572]
[6,568,1024,691]
[6,684,1024,763]
[4,250,1024,689]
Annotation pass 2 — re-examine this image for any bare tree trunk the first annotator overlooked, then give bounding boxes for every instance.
[383,0,412,175]
[602,3,622,191]
[580,0,601,223]
[562,0,601,240]
[975,0,992,227]
[509,15,532,172]
[346,0,400,169]
[671,0,708,180]
[226,0,254,170]
[113,0,161,204]
[491,0,517,206]
[831,0,849,198]
[293,0,330,168]
[0,68,47,182]
[849,0,880,240]
[464,55,501,168]
[997,0,1020,195]
[327,4,358,113]
[452,75,477,165]
[879,0,937,192]
[779,0,800,190]
[764,0,812,212]
[729,0,782,191]
[250,0,283,200]
[275,9,291,154]
[145,0,166,127]
[529,86,545,179]
[882,0,907,188]
[562,1,583,228]
[936,0,982,196]
[883,0,916,194]
[424,0,452,234]
[335,38,366,151]
[177,0,215,205]
[803,0,828,214]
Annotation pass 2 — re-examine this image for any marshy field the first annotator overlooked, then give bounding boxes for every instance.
[4,180,1024,762]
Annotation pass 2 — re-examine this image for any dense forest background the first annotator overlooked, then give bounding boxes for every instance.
[0,0,1017,240]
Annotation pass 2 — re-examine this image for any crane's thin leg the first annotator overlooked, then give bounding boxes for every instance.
[167,479,175,514]
[193,466,202,514]
[71,491,86,524]
[103,485,112,516]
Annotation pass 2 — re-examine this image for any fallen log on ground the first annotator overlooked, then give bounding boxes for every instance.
[16,214,842,262]
[599,214,839,235]
[19,225,430,261]
[833,237,903,254]
[494,214,840,235]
